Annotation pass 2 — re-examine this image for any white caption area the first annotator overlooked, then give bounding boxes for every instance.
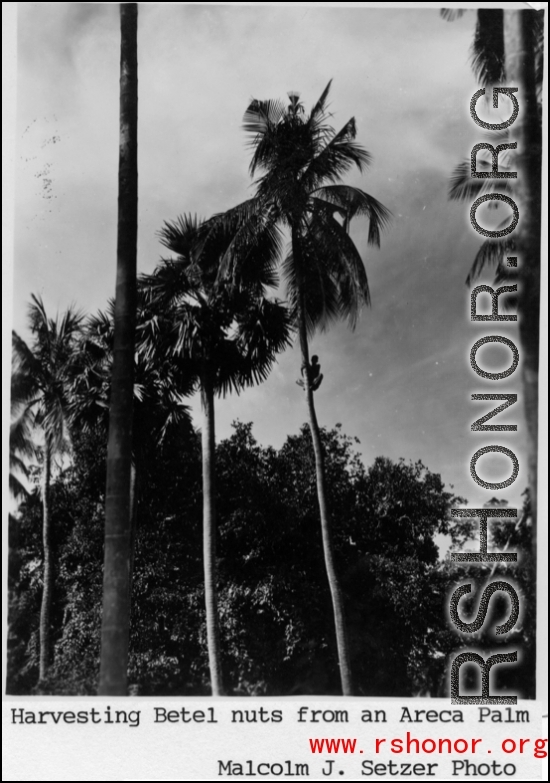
[2,698,544,781]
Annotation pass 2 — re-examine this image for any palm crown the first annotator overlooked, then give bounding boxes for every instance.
[11,295,84,462]
[70,296,195,451]
[235,80,391,335]
[140,213,292,393]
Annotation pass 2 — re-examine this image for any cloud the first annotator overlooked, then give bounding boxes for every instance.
[12,5,528,507]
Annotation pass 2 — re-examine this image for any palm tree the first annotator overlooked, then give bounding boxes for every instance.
[11,295,84,683]
[99,1,138,696]
[444,8,543,555]
[140,214,292,695]
[70,299,195,582]
[209,82,391,694]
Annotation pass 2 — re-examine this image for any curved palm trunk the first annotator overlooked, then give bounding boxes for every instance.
[296,289,353,696]
[38,445,52,683]
[99,2,138,696]
[504,10,541,563]
[201,371,224,695]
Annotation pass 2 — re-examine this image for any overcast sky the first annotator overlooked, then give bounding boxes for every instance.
[11,3,532,510]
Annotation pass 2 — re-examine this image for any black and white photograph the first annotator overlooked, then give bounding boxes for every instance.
[3,2,547,778]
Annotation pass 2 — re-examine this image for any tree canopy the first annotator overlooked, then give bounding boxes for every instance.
[10,415,534,698]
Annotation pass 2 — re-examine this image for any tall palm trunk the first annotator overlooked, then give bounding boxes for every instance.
[98,2,138,696]
[504,10,541,561]
[38,444,52,683]
[294,231,353,695]
[201,369,224,695]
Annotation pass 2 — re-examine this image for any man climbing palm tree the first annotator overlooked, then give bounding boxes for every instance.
[297,356,323,392]
[208,81,391,694]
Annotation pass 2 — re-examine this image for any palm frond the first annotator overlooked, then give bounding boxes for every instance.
[10,452,31,477]
[243,98,288,176]
[42,397,69,454]
[86,308,113,345]
[449,160,510,201]
[466,237,514,286]
[10,472,30,501]
[11,333,42,395]
[11,298,85,486]
[308,79,333,125]
[471,9,505,86]
[243,97,288,138]
[10,406,38,461]
[154,399,193,447]
[283,236,342,338]
[200,199,282,291]
[68,381,110,434]
[308,201,371,328]
[303,117,372,191]
[219,214,282,293]
[140,260,198,310]
[58,307,86,346]
[157,213,202,257]
[306,81,338,151]
[233,297,293,386]
[314,185,392,246]
[28,294,53,348]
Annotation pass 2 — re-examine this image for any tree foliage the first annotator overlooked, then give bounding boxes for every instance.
[10,418,530,698]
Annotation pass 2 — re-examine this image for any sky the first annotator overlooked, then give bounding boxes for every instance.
[10,3,536,511]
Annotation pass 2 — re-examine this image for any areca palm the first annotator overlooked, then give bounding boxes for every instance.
[140,214,292,695]
[99,1,138,696]
[444,8,543,552]
[211,82,390,694]
[11,295,84,683]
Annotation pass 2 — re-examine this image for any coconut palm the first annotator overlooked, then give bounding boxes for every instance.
[140,213,292,695]
[208,82,391,694]
[444,8,543,553]
[99,1,138,697]
[11,295,84,683]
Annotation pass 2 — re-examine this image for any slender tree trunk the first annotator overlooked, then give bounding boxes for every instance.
[293,233,353,695]
[126,462,138,695]
[38,445,52,683]
[201,371,224,695]
[98,2,138,696]
[504,10,541,562]
[129,462,138,587]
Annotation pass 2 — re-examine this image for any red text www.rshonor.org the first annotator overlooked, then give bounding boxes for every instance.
[308,735,548,758]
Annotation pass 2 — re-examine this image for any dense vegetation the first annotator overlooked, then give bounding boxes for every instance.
[8,410,534,697]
